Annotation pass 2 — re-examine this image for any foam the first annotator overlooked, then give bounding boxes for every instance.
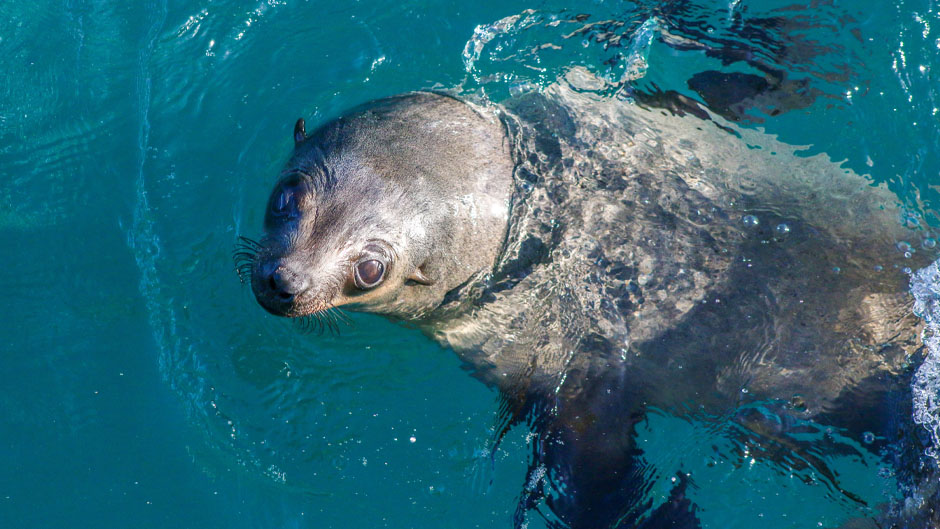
[910,260,940,458]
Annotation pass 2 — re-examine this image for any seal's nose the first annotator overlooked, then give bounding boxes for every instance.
[265,262,308,301]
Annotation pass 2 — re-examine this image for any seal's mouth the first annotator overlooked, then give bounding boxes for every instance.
[234,236,318,318]
[250,263,319,318]
[234,236,350,334]
[252,279,350,335]
[253,289,306,317]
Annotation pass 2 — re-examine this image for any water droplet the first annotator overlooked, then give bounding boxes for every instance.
[741,214,759,228]
[790,395,807,411]
[774,223,790,235]
[862,432,875,444]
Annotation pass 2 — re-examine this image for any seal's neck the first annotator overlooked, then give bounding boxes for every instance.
[387,158,514,321]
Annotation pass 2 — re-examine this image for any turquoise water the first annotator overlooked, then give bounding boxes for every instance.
[1,1,939,528]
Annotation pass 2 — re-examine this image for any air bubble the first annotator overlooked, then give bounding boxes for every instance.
[774,223,790,235]
[790,395,807,411]
[741,215,759,228]
[862,432,875,444]
[924,238,937,249]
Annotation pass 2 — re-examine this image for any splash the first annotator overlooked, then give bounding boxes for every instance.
[621,16,658,83]
[910,259,940,459]
[460,8,656,100]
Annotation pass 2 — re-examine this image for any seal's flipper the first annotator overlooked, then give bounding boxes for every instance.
[639,472,700,529]
[816,362,940,526]
[511,367,701,529]
[513,417,701,529]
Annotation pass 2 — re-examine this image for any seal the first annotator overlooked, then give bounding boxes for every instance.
[242,82,936,527]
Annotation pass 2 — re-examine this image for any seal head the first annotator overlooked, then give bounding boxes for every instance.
[250,92,514,321]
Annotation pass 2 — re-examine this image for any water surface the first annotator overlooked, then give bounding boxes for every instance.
[1,0,939,527]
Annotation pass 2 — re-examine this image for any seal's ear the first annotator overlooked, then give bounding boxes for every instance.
[408,267,434,286]
[293,118,306,146]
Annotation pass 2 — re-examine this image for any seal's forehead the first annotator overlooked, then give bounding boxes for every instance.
[282,145,335,193]
[304,92,493,156]
[300,187,398,246]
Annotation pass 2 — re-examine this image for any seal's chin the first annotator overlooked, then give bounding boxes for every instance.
[249,279,315,318]
[255,295,299,317]
[252,289,325,318]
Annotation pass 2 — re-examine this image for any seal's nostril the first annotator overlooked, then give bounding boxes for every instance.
[268,265,302,301]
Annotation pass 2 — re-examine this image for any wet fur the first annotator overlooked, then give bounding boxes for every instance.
[242,87,937,527]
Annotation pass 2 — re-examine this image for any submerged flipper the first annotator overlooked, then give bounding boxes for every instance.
[510,367,702,529]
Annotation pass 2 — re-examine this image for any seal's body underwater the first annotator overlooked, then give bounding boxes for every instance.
[245,84,935,527]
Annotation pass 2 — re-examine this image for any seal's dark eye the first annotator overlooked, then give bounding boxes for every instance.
[269,176,304,221]
[273,187,297,218]
[355,259,385,289]
[274,189,291,212]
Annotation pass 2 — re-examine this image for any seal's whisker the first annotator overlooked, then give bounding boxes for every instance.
[296,311,337,336]
[233,236,262,285]
[287,307,352,337]
[296,314,312,334]
[327,308,344,336]
[234,258,255,282]
[235,264,254,284]
[329,307,353,329]
[324,313,339,336]
[236,235,263,250]
[331,307,354,327]
[320,310,337,336]
[233,242,259,253]
[233,237,261,258]
[233,250,258,260]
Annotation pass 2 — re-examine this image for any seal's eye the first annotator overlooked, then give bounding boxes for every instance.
[272,186,298,218]
[355,259,385,289]
[269,176,304,220]
[274,188,292,213]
